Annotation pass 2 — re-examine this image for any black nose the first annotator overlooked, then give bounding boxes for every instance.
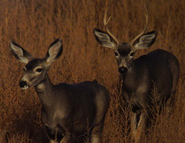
[19,81,27,88]
[118,66,128,74]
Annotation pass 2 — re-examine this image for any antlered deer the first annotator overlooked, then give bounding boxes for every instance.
[93,8,179,142]
[10,39,110,143]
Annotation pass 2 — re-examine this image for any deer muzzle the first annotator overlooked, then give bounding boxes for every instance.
[19,80,29,90]
[118,66,128,74]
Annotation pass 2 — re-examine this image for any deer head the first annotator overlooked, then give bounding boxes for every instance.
[94,8,157,75]
[10,39,63,89]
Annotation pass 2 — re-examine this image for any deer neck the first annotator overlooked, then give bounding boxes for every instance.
[35,74,55,107]
[122,61,136,80]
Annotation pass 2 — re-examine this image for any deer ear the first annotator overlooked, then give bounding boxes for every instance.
[10,41,34,64]
[45,38,63,64]
[133,31,157,49]
[93,28,117,49]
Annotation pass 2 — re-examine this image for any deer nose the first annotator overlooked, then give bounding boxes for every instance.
[118,66,128,74]
[19,80,28,88]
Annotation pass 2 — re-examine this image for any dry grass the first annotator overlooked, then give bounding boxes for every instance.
[0,0,185,142]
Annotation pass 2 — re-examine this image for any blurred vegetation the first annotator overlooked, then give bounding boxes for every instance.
[0,0,185,142]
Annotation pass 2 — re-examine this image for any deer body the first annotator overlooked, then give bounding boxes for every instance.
[93,8,179,142]
[10,39,109,143]
[38,78,109,141]
[122,49,179,109]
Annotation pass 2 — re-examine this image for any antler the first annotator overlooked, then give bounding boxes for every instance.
[131,6,149,45]
[103,8,119,45]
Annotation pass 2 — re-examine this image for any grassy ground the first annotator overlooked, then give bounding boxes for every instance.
[0,0,185,142]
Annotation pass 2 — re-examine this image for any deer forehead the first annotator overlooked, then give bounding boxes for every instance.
[25,59,44,70]
[116,43,133,56]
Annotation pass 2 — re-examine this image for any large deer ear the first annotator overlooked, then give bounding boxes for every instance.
[10,41,34,64]
[93,28,117,50]
[45,38,63,64]
[133,31,157,49]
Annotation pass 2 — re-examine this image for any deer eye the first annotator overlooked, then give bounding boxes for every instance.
[129,52,135,57]
[23,67,27,72]
[36,68,42,73]
[114,51,119,57]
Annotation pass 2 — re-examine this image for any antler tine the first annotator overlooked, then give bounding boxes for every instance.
[131,6,149,45]
[103,8,119,44]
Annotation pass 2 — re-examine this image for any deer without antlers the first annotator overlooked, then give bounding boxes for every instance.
[10,39,110,143]
[94,8,179,142]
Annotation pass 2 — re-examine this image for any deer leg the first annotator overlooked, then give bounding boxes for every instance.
[50,140,57,143]
[134,111,147,143]
[166,91,176,118]
[89,122,104,143]
[166,64,179,117]
[130,112,138,142]
[60,133,76,143]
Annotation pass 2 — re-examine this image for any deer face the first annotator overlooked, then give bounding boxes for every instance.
[10,39,63,90]
[19,59,47,89]
[114,43,136,74]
